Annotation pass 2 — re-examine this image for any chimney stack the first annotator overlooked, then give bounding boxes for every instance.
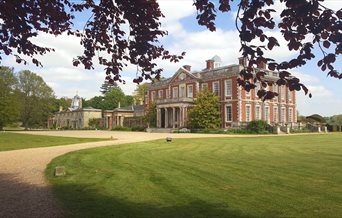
[183,65,191,71]
[238,57,248,66]
[206,59,214,70]
[257,60,267,69]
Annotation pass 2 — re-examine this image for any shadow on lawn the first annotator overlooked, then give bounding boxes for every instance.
[0,173,66,218]
[0,173,255,218]
[52,183,256,218]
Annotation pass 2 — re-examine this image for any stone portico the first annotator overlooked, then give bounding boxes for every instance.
[156,102,192,128]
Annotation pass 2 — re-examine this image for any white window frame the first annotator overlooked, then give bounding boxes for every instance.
[213,81,220,96]
[288,108,293,123]
[226,105,232,122]
[273,107,278,123]
[281,107,286,123]
[158,90,163,99]
[288,90,293,101]
[172,87,178,99]
[225,79,232,97]
[281,86,286,100]
[273,84,278,93]
[255,105,261,120]
[246,104,251,122]
[187,85,193,98]
[151,91,156,102]
[264,106,270,123]
[166,89,170,99]
[201,83,208,91]
[179,84,186,98]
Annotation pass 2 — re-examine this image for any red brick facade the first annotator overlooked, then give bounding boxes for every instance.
[145,57,296,129]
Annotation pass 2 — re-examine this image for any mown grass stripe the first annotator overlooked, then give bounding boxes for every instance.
[47,134,342,218]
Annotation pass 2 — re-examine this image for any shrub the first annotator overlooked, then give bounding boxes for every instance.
[131,126,146,132]
[246,120,269,133]
[111,126,132,131]
[290,128,311,133]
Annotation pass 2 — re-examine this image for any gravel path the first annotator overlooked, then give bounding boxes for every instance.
[1,130,251,218]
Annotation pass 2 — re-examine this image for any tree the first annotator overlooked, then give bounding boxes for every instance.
[144,102,157,128]
[84,86,133,110]
[124,95,134,107]
[327,114,342,131]
[328,115,342,125]
[101,87,127,110]
[188,89,221,129]
[17,70,55,129]
[0,67,21,130]
[133,83,149,105]
[100,80,118,95]
[83,96,104,109]
[306,114,326,124]
[52,97,72,113]
[1,1,340,99]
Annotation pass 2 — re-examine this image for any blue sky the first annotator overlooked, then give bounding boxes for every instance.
[2,0,341,116]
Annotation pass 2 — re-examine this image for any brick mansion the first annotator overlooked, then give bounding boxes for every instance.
[145,56,296,129]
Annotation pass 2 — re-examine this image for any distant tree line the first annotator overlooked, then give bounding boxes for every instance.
[0,67,54,130]
[0,66,138,130]
[83,82,134,110]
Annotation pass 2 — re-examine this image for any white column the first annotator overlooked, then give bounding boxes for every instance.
[180,107,183,127]
[184,107,187,126]
[172,107,176,128]
[165,108,168,128]
[120,116,124,126]
[157,108,161,128]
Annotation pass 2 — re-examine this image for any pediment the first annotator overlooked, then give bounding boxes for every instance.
[169,67,198,84]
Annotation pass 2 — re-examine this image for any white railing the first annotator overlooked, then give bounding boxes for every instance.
[156,97,194,104]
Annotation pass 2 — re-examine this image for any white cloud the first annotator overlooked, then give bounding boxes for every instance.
[292,71,320,84]
[297,90,341,116]
[158,0,195,37]
[158,0,195,24]
[320,0,341,10]
[307,85,333,97]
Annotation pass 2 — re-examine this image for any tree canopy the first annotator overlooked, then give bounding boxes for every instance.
[188,89,221,129]
[0,67,21,130]
[327,114,342,126]
[84,86,133,110]
[133,83,148,105]
[17,70,55,129]
[0,67,55,129]
[100,80,118,95]
[0,0,340,100]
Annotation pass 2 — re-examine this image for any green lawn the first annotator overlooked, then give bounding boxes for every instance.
[0,133,107,151]
[46,134,342,218]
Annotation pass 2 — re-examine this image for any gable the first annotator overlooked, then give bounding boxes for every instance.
[169,67,198,85]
